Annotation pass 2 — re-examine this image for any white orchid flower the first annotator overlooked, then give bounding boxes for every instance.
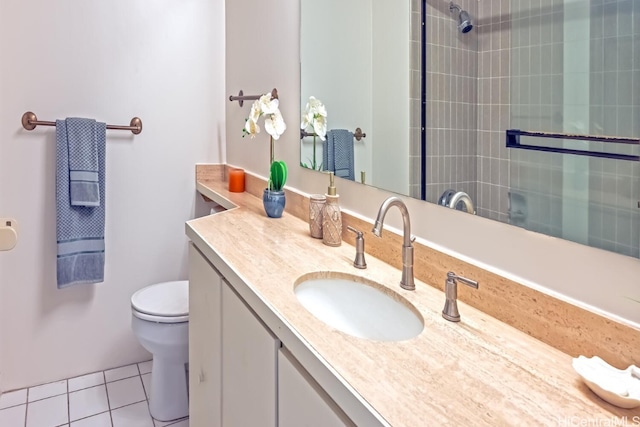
[300,113,311,130]
[309,96,327,118]
[244,117,261,138]
[265,109,287,140]
[313,115,327,141]
[248,100,262,124]
[259,94,279,115]
[301,96,327,140]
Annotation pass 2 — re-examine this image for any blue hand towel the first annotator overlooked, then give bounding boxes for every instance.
[56,119,107,288]
[322,129,354,181]
[66,118,100,207]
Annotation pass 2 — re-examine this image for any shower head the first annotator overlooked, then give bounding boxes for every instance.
[449,2,474,34]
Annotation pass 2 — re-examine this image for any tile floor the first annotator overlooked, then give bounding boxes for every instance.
[0,361,189,427]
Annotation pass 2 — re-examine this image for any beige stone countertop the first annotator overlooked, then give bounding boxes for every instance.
[186,179,640,427]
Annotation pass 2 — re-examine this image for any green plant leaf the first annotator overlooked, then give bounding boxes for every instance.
[270,160,287,191]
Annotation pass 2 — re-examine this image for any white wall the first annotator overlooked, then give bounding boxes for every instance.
[0,0,225,390]
[226,0,640,328]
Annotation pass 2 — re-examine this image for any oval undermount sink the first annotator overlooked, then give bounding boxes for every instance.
[294,273,424,342]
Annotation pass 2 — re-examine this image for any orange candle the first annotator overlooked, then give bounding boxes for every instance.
[228,168,245,193]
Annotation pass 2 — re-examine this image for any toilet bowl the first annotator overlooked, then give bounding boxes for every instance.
[131,281,189,422]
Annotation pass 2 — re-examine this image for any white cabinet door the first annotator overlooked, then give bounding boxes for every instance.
[278,348,355,427]
[188,244,222,427]
[222,282,278,427]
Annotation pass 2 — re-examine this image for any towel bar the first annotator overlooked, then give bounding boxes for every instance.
[506,129,640,161]
[228,88,278,107]
[21,112,143,135]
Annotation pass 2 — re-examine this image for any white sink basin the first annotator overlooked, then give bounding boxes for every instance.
[294,273,424,342]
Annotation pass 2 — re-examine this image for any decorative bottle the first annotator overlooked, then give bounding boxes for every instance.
[309,195,326,239]
[322,172,342,247]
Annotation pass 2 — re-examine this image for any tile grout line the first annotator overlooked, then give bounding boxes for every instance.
[24,386,29,427]
[135,362,154,426]
[66,379,70,427]
[103,370,114,427]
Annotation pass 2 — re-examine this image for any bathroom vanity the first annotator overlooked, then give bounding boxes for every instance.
[185,167,639,426]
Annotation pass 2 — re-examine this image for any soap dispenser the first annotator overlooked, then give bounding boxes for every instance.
[322,172,342,247]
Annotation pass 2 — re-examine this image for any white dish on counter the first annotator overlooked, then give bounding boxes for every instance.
[572,355,640,409]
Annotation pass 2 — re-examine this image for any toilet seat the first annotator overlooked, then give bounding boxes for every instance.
[131,281,188,324]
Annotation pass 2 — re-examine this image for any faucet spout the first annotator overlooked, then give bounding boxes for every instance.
[372,196,415,291]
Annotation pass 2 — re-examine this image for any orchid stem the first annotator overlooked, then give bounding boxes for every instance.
[312,134,316,169]
[270,136,274,165]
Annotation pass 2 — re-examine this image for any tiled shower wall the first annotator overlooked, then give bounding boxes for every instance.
[422,0,638,258]
[423,0,478,205]
[508,0,639,257]
[586,0,640,257]
[476,0,511,221]
[508,0,566,235]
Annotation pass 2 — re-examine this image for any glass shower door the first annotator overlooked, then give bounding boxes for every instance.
[508,0,640,258]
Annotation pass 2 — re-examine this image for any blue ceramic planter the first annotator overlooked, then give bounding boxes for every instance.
[263,189,286,218]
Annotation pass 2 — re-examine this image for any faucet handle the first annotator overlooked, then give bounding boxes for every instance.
[442,271,479,322]
[347,226,367,269]
[446,271,478,289]
[347,226,363,237]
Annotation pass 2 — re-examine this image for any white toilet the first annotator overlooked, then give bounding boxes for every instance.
[131,281,189,422]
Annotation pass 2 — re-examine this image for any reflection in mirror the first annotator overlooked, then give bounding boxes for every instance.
[300,0,640,259]
[299,0,416,196]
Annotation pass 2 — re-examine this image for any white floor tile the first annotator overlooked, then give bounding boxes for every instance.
[0,404,26,425]
[26,394,68,427]
[10,359,183,427]
[69,372,105,392]
[28,380,67,402]
[0,388,27,409]
[141,374,151,400]
[111,401,154,427]
[105,364,140,383]
[106,376,146,410]
[69,384,109,422]
[138,361,152,375]
[70,411,112,427]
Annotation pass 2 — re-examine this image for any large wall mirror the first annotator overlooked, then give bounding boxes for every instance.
[300,0,640,259]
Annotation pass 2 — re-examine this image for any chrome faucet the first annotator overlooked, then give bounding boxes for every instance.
[448,191,476,214]
[372,196,415,290]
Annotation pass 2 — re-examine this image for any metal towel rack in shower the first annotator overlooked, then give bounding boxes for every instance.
[506,129,639,161]
[21,111,143,135]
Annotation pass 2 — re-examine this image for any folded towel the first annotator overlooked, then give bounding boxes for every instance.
[56,119,107,288]
[323,129,354,181]
[66,118,100,207]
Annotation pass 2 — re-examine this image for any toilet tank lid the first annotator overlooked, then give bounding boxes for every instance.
[131,281,188,317]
